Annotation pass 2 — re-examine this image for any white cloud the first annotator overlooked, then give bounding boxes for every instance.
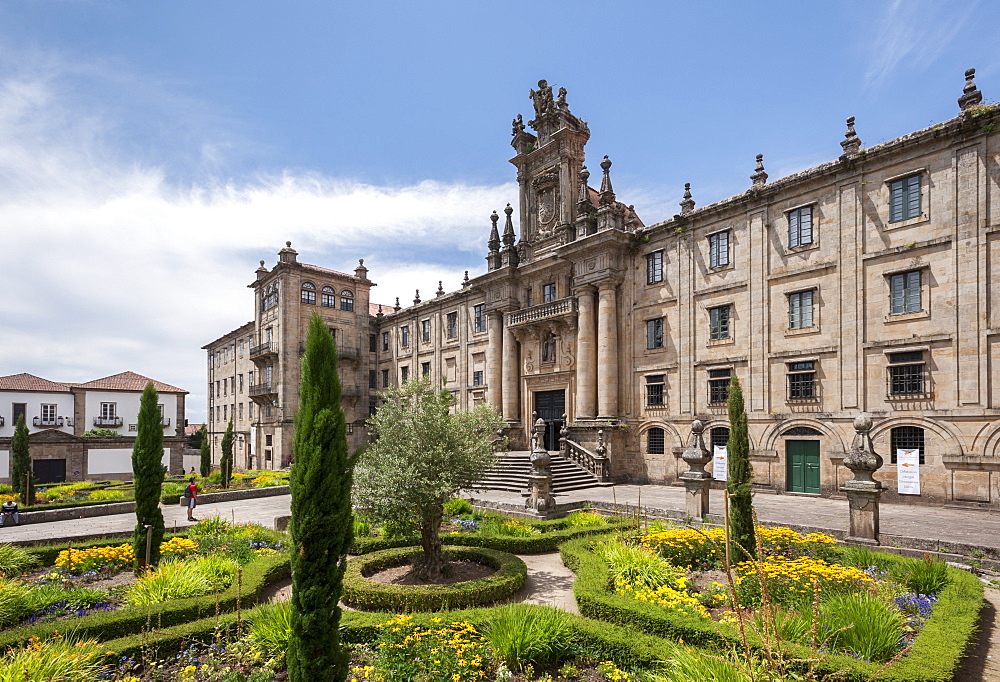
[0,62,514,423]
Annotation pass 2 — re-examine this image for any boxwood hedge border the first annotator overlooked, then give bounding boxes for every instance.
[342,545,526,612]
[560,534,985,682]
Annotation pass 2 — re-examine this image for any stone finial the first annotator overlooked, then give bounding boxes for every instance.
[501,203,516,247]
[841,116,862,158]
[843,414,883,489]
[958,68,983,111]
[488,210,500,251]
[750,154,768,187]
[595,429,607,458]
[578,165,591,205]
[393,297,401,312]
[377,304,384,317]
[256,260,267,271]
[436,281,444,297]
[413,289,421,305]
[599,155,615,205]
[278,240,298,264]
[462,271,470,288]
[680,419,712,477]
[354,258,368,280]
[679,183,695,214]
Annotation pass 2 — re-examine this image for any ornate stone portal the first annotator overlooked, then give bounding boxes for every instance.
[679,420,713,522]
[841,415,885,545]
[526,415,555,514]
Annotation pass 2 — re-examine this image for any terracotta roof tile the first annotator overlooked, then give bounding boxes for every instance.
[301,263,353,278]
[0,373,74,393]
[369,302,393,317]
[76,371,187,394]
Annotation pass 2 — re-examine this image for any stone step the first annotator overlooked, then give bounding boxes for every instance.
[475,449,607,494]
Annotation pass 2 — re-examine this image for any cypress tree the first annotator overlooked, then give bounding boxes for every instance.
[220,420,234,488]
[288,314,355,682]
[199,425,211,477]
[132,383,166,569]
[726,375,756,564]
[10,415,34,506]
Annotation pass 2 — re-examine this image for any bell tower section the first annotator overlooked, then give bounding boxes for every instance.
[509,80,591,261]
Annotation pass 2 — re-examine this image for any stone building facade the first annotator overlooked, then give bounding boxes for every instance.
[210,72,1000,508]
[203,321,256,469]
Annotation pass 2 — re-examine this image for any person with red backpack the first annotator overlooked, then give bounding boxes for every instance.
[183,477,198,522]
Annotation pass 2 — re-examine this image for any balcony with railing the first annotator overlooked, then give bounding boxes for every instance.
[93,416,123,427]
[33,416,65,428]
[297,343,360,359]
[506,297,578,327]
[248,382,276,398]
[249,342,277,361]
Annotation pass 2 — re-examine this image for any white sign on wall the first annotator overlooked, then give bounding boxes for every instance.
[712,445,728,481]
[897,448,921,495]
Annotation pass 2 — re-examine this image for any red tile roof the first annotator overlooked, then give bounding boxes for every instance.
[301,262,353,278]
[75,371,187,394]
[369,302,394,317]
[0,373,74,393]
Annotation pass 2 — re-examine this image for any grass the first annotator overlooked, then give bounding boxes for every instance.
[564,510,608,528]
[839,545,895,573]
[444,498,474,517]
[246,601,291,664]
[821,592,906,662]
[894,556,950,596]
[484,604,576,672]
[125,556,239,606]
[477,515,541,537]
[594,538,685,590]
[0,544,39,577]
[0,578,34,626]
[0,636,106,681]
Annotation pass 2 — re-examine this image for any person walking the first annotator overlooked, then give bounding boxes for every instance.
[0,499,19,527]
[183,477,198,522]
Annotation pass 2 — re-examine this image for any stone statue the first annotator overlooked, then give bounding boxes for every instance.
[557,87,568,111]
[512,113,525,137]
[530,79,554,118]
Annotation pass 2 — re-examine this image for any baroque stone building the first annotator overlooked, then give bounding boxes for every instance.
[209,72,1000,508]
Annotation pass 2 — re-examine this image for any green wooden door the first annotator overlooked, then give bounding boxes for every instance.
[786,440,820,494]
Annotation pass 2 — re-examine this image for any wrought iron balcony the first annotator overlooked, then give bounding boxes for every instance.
[249,342,277,359]
[506,297,578,326]
[33,416,65,427]
[93,416,123,427]
[248,382,275,398]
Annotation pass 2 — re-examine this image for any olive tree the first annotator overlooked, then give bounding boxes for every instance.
[354,377,503,579]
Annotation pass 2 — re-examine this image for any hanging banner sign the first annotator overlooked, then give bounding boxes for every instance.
[713,445,728,481]
[897,449,920,495]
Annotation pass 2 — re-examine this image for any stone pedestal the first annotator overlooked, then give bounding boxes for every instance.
[526,416,555,515]
[841,414,884,545]
[678,419,712,523]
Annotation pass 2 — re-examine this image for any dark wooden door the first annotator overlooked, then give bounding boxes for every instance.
[33,459,67,485]
[533,390,565,451]
[786,440,820,494]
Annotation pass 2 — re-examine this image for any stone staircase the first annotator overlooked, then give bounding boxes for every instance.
[474,450,612,494]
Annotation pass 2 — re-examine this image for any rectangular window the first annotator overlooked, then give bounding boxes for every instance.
[708,368,731,404]
[648,428,665,454]
[301,287,316,305]
[223,404,227,421]
[887,351,926,396]
[101,402,117,419]
[421,362,431,378]
[369,370,377,389]
[889,174,922,223]
[421,319,431,342]
[400,325,409,347]
[382,331,389,351]
[645,375,665,406]
[248,371,254,386]
[321,289,336,308]
[709,231,730,268]
[788,290,815,329]
[524,288,532,306]
[543,283,557,303]
[473,304,486,333]
[381,369,390,388]
[265,434,272,447]
[41,403,57,424]
[788,206,813,248]
[787,361,817,400]
[446,312,458,339]
[239,403,244,420]
[709,306,731,340]
[369,334,377,353]
[891,426,925,464]
[646,318,664,349]
[473,370,484,386]
[401,366,409,383]
[646,250,664,284]
[248,402,253,419]
[890,270,922,315]
[369,399,377,418]
[238,374,244,393]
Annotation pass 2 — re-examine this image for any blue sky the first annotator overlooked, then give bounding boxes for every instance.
[0,0,996,422]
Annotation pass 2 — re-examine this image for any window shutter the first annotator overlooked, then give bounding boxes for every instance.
[889,179,904,222]
[720,232,729,265]
[802,290,813,327]
[801,207,813,244]
[789,210,799,248]
[906,270,921,312]
[890,274,904,314]
[905,175,921,219]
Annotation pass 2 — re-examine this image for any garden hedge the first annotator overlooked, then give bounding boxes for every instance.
[0,553,290,651]
[560,534,985,681]
[349,518,629,555]
[342,545,526,612]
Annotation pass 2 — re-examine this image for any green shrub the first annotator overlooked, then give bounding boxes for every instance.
[125,556,237,606]
[478,515,541,537]
[208,470,223,485]
[839,545,896,573]
[87,489,126,502]
[564,510,608,527]
[895,556,951,596]
[0,578,34,626]
[485,604,576,671]
[594,538,684,590]
[0,543,38,577]
[24,585,109,613]
[246,601,292,664]
[443,498,474,517]
[0,636,106,681]
[821,592,906,662]
[160,482,185,505]
[353,518,372,537]
[253,477,283,488]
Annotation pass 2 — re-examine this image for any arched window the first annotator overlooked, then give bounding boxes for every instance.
[301,281,316,305]
[891,426,925,464]
[340,289,354,311]
[647,427,665,455]
[710,427,730,451]
[261,284,279,311]
[321,286,336,308]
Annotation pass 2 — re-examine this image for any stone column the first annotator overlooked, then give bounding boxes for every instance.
[679,420,713,522]
[596,281,619,418]
[841,414,884,545]
[486,312,503,410]
[575,285,597,419]
[502,323,519,423]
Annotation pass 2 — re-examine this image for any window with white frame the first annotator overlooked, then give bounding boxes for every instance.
[889,174,921,223]
[646,250,663,284]
[788,290,815,329]
[709,305,731,340]
[340,290,354,311]
[101,402,117,419]
[472,370,484,386]
[890,270,922,315]
[41,403,57,424]
[300,281,316,304]
[709,231,730,268]
[788,206,813,248]
[321,286,336,308]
